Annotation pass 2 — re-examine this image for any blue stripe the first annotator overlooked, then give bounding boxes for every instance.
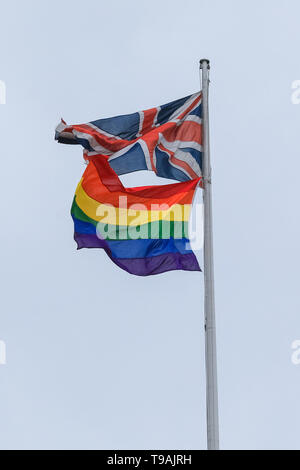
[109,142,148,175]
[155,147,190,182]
[189,103,202,118]
[72,217,192,258]
[91,112,140,141]
[179,147,202,168]
[106,238,192,258]
[157,95,191,125]
[73,217,96,235]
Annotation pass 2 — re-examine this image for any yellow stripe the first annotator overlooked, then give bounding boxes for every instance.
[75,182,191,226]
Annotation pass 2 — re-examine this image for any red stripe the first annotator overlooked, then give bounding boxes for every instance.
[169,154,200,180]
[90,156,200,197]
[158,144,200,180]
[163,121,202,145]
[141,108,158,134]
[145,140,157,173]
[80,158,200,208]
[177,94,201,120]
[71,124,130,152]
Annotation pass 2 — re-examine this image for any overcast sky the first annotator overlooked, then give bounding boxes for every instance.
[0,0,299,450]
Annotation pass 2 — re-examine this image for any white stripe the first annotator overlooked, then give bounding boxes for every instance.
[172,149,202,176]
[108,139,152,171]
[168,92,201,121]
[71,129,113,155]
[181,115,202,125]
[107,141,137,161]
[139,139,152,170]
[159,133,202,152]
[168,159,192,179]
[152,147,157,169]
[85,122,122,140]
[160,146,192,180]
[171,99,202,126]
[170,114,202,127]
[55,120,67,133]
[136,111,144,137]
[153,106,161,127]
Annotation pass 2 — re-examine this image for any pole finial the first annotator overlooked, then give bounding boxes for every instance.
[200,58,210,69]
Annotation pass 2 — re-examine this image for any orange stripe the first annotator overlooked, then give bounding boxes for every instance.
[81,160,199,208]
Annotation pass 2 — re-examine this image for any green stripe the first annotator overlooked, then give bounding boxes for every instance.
[71,197,97,226]
[71,198,189,240]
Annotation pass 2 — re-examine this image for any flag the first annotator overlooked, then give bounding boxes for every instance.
[55,92,202,182]
[56,92,203,275]
[71,156,201,276]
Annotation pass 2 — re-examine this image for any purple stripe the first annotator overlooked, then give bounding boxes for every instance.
[74,232,201,276]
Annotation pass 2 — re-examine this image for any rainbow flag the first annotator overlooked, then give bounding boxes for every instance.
[71,156,201,276]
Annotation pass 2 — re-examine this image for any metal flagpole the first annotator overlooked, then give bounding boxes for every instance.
[199,58,220,450]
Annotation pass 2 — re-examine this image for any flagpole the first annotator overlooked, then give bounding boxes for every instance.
[199,58,219,450]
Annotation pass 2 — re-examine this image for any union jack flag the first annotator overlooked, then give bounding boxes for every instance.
[55,92,202,182]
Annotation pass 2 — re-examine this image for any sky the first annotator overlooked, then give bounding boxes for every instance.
[0,0,299,450]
